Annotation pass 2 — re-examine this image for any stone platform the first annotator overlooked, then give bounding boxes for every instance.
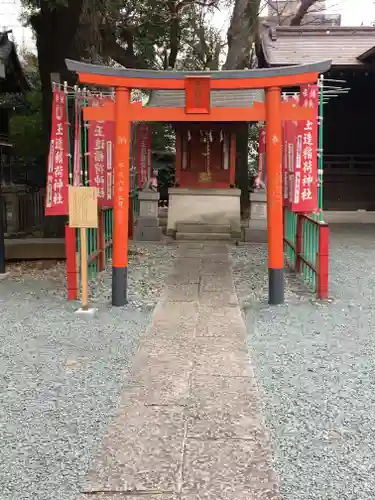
[5,238,65,261]
[77,243,280,500]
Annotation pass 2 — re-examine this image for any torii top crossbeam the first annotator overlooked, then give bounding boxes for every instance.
[66,59,331,123]
[65,58,332,308]
[66,59,331,89]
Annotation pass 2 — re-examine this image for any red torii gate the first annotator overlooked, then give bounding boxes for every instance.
[66,59,331,307]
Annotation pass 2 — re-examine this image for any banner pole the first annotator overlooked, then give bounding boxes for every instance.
[80,227,89,310]
[318,74,324,221]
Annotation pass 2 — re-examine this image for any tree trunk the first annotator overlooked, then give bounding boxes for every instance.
[235,124,250,217]
[290,0,319,26]
[223,0,261,70]
[31,1,84,237]
[31,1,84,152]
[224,0,261,217]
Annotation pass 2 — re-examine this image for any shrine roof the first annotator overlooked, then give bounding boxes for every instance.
[259,25,375,67]
[147,88,264,108]
[66,59,331,82]
[0,31,30,93]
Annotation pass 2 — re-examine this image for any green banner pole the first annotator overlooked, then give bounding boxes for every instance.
[318,74,324,221]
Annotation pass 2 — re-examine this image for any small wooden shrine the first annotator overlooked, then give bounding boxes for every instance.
[147,88,264,238]
[175,123,236,188]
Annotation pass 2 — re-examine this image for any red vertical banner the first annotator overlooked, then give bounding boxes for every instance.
[136,123,152,189]
[282,96,289,206]
[291,85,319,213]
[45,89,69,216]
[88,97,115,207]
[257,126,266,187]
[284,95,299,209]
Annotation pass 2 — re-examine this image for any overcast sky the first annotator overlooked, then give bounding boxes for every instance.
[1,0,375,54]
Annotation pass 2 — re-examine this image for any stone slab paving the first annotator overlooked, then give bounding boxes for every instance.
[79,243,280,500]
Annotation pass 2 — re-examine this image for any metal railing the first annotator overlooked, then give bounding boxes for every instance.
[65,207,114,301]
[284,208,329,299]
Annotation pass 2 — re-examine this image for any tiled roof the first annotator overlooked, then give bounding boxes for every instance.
[259,13,341,27]
[147,89,265,108]
[259,25,375,66]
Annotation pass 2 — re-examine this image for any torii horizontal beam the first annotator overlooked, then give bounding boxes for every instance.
[82,100,317,123]
[66,59,331,90]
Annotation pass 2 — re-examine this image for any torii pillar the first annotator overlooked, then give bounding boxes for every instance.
[112,88,131,306]
[67,58,332,307]
[266,87,283,304]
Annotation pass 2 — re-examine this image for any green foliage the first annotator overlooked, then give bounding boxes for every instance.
[152,123,175,153]
[248,122,261,176]
[9,91,45,166]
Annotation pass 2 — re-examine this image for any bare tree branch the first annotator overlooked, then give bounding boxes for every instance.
[290,0,319,26]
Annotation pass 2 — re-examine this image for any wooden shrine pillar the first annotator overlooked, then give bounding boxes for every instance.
[112,87,131,306]
[175,131,182,186]
[265,86,284,305]
[230,132,236,187]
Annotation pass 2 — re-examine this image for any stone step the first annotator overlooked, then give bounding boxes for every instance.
[176,232,232,241]
[176,222,231,234]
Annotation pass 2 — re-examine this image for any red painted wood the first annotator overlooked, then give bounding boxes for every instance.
[318,223,329,299]
[179,129,231,188]
[230,133,236,186]
[175,131,182,185]
[98,210,106,270]
[65,225,78,301]
[185,77,211,114]
[295,213,303,273]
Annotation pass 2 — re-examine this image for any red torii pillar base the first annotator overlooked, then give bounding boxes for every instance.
[266,86,284,305]
[112,87,131,307]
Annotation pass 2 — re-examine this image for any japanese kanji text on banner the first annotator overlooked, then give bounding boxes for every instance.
[45,89,69,216]
[291,85,319,213]
[136,123,152,188]
[88,97,115,207]
[256,126,266,189]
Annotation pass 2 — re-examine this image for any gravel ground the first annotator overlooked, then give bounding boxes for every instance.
[230,224,375,500]
[0,242,176,500]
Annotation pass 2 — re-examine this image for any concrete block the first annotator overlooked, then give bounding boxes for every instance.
[139,191,160,218]
[134,225,162,241]
[138,191,160,201]
[176,223,231,234]
[250,191,267,220]
[5,238,66,261]
[167,187,241,236]
[135,216,159,228]
[75,307,97,316]
[244,227,268,243]
[176,232,232,241]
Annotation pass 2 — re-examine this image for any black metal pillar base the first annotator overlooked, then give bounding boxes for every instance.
[112,266,128,307]
[268,268,284,305]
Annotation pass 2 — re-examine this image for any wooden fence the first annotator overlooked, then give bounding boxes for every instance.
[2,186,45,237]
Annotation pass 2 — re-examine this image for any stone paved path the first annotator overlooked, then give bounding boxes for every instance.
[77,243,280,500]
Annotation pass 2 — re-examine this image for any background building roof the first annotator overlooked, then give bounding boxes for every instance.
[259,13,341,27]
[0,31,30,93]
[259,25,375,67]
[147,89,265,108]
